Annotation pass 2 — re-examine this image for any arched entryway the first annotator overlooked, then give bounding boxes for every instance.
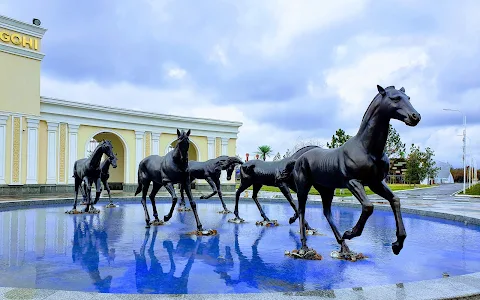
[85,130,128,190]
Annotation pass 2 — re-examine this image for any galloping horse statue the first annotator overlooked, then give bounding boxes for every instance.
[80,155,118,208]
[135,129,214,235]
[292,85,421,260]
[230,145,319,229]
[67,140,117,214]
[178,156,243,214]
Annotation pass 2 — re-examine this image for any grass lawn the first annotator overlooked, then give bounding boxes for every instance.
[460,183,480,196]
[235,182,433,197]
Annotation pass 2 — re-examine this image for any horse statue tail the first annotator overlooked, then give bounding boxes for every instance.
[277,159,297,182]
[134,170,143,196]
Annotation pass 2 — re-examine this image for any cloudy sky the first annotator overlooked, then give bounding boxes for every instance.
[3,0,480,168]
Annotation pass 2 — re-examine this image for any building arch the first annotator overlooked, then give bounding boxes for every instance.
[84,129,130,183]
[164,138,200,161]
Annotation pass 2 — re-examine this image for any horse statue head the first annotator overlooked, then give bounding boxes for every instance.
[175,129,191,162]
[224,157,243,181]
[375,85,421,126]
[100,140,117,168]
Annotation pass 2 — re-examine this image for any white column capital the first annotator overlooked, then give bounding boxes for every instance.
[207,136,216,144]
[151,132,161,140]
[221,137,229,145]
[135,131,145,139]
[47,121,59,131]
[69,123,80,133]
[26,118,40,128]
[0,114,9,125]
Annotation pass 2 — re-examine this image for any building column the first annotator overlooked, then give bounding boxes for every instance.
[152,133,160,156]
[25,118,40,184]
[221,138,229,183]
[67,124,79,184]
[46,122,59,184]
[207,137,215,160]
[135,131,145,183]
[0,114,8,184]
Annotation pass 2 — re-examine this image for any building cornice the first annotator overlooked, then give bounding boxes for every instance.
[40,97,242,127]
[0,43,45,61]
[40,97,241,139]
[0,15,47,38]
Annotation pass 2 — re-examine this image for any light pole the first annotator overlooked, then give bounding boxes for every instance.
[443,108,466,194]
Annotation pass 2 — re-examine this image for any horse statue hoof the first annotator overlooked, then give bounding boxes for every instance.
[217,209,232,214]
[297,229,324,236]
[255,220,279,227]
[105,203,118,208]
[177,206,192,212]
[85,207,101,214]
[228,217,245,224]
[150,220,165,226]
[287,248,322,260]
[330,250,366,262]
[65,209,83,214]
[187,229,218,236]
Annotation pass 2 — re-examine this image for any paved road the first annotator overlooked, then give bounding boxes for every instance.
[395,183,463,197]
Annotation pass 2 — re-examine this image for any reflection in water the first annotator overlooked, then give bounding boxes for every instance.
[0,201,480,294]
[133,226,200,294]
[72,215,113,292]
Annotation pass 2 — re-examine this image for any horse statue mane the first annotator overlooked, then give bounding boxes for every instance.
[213,156,244,171]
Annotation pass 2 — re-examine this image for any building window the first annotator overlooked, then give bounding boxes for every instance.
[87,138,99,156]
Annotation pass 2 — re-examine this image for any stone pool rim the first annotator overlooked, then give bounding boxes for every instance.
[0,196,479,300]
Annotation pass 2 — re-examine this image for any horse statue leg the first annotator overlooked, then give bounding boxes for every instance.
[228,181,251,223]
[277,182,317,234]
[183,180,217,236]
[104,179,117,208]
[368,181,406,255]
[286,169,322,260]
[149,182,164,226]
[212,178,231,214]
[178,183,192,212]
[163,182,179,223]
[140,180,152,228]
[86,178,101,214]
[66,176,84,214]
[342,179,374,241]
[251,184,277,226]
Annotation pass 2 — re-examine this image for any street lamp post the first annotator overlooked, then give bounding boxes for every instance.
[443,108,467,194]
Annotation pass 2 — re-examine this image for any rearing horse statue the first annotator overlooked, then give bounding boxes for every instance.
[67,140,117,214]
[178,156,243,214]
[292,85,421,260]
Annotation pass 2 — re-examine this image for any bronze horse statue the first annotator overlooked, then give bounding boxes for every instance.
[178,156,243,214]
[292,85,421,259]
[67,140,117,214]
[80,155,118,207]
[135,129,211,234]
[230,145,319,229]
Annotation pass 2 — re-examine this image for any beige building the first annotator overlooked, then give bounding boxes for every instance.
[0,15,242,194]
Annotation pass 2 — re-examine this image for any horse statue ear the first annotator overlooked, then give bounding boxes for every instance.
[186,129,191,136]
[377,85,386,96]
[399,87,405,93]
[177,129,181,137]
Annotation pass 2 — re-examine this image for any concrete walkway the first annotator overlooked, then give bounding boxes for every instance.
[1,185,480,299]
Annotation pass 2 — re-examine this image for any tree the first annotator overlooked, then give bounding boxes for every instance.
[255,145,273,161]
[384,124,406,159]
[404,144,426,186]
[423,147,440,183]
[326,128,351,149]
[282,148,292,159]
[273,152,282,161]
[292,138,324,153]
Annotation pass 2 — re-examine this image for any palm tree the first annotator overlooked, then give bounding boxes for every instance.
[255,145,273,161]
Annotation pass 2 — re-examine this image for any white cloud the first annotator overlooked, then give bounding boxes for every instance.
[167,67,187,80]
[209,44,229,66]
